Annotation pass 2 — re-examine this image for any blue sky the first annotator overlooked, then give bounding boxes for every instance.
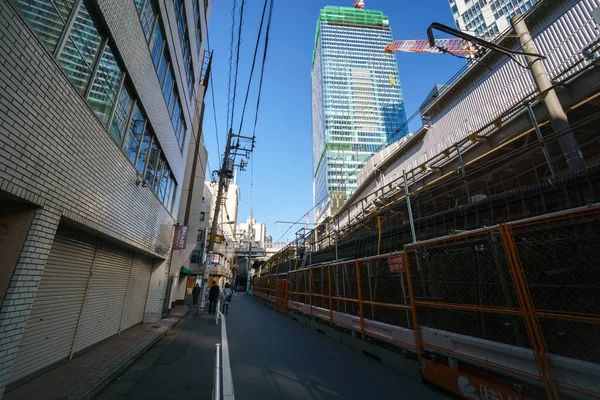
[202,0,465,242]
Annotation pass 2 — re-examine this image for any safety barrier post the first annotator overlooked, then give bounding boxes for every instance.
[309,268,313,318]
[296,270,300,312]
[403,246,421,358]
[355,260,365,339]
[328,264,333,326]
[499,224,559,400]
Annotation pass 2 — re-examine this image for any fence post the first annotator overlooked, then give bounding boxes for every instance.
[296,270,300,312]
[328,264,333,326]
[403,246,421,358]
[355,260,365,339]
[499,224,559,400]
[309,268,313,318]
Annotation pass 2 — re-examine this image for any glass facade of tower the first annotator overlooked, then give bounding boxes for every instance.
[449,0,537,37]
[312,6,408,219]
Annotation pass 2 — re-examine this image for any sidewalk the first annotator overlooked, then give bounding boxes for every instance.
[4,306,191,400]
[97,305,222,399]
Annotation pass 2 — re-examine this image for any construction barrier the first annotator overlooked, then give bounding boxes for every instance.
[252,205,600,399]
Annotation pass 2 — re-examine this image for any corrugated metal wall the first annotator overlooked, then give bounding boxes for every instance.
[401,0,600,173]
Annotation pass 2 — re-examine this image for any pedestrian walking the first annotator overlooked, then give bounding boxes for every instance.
[208,280,220,315]
[192,283,201,306]
[222,283,233,315]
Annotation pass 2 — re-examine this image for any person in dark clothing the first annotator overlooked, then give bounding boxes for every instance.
[192,283,201,306]
[208,281,220,315]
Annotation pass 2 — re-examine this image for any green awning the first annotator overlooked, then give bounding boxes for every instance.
[180,266,193,276]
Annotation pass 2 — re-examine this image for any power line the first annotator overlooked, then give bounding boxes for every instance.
[225,0,238,135]
[229,0,247,134]
[202,2,221,167]
[237,0,270,134]
[250,0,274,140]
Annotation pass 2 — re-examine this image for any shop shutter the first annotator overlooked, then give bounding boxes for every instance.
[71,243,131,354]
[120,254,152,331]
[9,232,95,383]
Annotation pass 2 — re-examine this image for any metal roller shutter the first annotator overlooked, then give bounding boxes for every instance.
[120,254,152,331]
[9,232,95,383]
[71,243,131,354]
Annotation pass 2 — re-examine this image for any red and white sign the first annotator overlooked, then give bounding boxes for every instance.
[388,254,405,273]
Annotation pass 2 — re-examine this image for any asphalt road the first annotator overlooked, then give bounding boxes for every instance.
[99,294,449,400]
[226,295,448,400]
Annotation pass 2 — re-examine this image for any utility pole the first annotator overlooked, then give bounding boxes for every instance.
[511,15,585,173]
[200,125,254,307]
[246,207,253,292]
[200,128,234,308]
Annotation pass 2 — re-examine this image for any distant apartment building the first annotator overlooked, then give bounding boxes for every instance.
[237,216,267,249]
[0,0,211,393]
[449,0,538,36]
[312,5,408,222]
[190,180,239,288]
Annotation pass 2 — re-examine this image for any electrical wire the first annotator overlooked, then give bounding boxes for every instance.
[250,0,274,141]
[229,0,247,133]
[278,1,559,242]
[225,0,238,134]
[237,0,270,135]
[201,1,221,168]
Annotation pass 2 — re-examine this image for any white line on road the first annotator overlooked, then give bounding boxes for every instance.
[219,311,235,400]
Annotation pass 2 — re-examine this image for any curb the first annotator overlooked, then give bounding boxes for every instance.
[84,309,190,399]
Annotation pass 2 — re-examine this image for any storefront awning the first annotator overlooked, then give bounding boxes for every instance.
[180,266,193,276]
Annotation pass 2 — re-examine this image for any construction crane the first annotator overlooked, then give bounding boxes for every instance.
[384,39,479,56]
[354,0,364,9]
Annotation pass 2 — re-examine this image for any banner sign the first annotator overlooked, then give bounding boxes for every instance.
[388,254,405,273]
[172,225,189,250]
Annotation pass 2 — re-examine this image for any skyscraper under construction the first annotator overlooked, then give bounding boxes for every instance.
[312,5,408,222]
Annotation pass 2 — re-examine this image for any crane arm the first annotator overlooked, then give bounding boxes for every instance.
[384,39,478,55]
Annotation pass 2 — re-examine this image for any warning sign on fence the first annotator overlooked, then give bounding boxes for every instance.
[388,254,405,273]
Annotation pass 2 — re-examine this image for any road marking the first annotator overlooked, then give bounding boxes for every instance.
[219,311,235,400]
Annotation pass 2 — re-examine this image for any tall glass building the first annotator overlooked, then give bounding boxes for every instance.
[312,6,408,221]
[449,0,538,37]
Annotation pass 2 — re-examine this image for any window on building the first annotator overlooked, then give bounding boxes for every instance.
[145,139,160,187]
[123,104,145,164]
[134,0,144,14]
[109,85,133,144]
[135,126,152,175]
[140,0,157,43]
[13,0,76,54]
[88,43,124,125]
[150,24,165,69]
[152,152,165,195]
[174,0,195,99]
[157,54,169,87]
[163,68,174,104]
[193,0,203,51]
[58,4,102,94]
[15,0,178,214]
[190,251,200,264]
[200,212,205,221]
[158,163,171,202]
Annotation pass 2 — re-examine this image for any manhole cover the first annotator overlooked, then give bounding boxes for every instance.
[151,325,161,329]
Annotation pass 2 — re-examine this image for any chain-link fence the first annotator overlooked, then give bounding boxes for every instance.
[252,205,600,399]
[507,207,600,397]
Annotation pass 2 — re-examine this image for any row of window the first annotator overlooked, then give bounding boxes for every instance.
[14,0,178,212]
[135,0,187,149]
[173,0,194,98]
